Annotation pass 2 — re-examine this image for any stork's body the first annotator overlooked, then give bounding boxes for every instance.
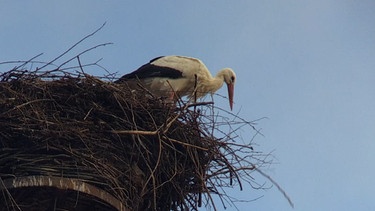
[116,55,236,110]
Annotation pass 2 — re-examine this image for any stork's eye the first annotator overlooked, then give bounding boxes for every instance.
[231,76,235,83]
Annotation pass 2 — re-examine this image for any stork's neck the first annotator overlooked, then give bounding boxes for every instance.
[209,72,226,93]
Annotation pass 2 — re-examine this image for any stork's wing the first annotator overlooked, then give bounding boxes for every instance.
[116,55,210,83]
[115,63,183,83]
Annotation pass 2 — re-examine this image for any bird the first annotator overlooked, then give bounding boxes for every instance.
[115,55,236,110]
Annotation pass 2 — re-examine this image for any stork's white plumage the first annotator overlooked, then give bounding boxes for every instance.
[116,55,236,110]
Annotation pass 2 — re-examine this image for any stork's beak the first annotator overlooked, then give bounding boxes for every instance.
[227,83,234,110]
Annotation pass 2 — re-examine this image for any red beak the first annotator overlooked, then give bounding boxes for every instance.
[227,83,234,110]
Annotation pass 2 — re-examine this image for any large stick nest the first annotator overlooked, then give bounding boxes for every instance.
[0,24,294,210]
[0,67,270,211]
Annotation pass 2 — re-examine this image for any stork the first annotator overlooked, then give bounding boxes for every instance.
[115,55,236,110]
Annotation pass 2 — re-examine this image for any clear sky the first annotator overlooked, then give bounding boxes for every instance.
[1,1,375,210]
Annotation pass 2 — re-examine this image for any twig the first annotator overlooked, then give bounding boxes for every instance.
[111,129,157,136]
[77,56,85,75]
[187,101,214,108]
[38,22,107,70]
[14,53,44,70]
[255,167,294,208]
[166,138,208,151]
[56,43,112,70]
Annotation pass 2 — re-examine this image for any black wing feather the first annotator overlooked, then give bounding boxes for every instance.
[149,56,164,63]
[116,57,183,83]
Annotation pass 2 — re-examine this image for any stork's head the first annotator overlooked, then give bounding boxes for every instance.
[220,68,236,110]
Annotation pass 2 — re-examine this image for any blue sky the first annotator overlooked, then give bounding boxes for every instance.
[1,1,375,210]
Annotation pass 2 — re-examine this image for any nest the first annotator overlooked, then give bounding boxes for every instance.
[0,67,274,211]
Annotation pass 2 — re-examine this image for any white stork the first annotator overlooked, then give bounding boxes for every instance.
[116,55,236,110]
